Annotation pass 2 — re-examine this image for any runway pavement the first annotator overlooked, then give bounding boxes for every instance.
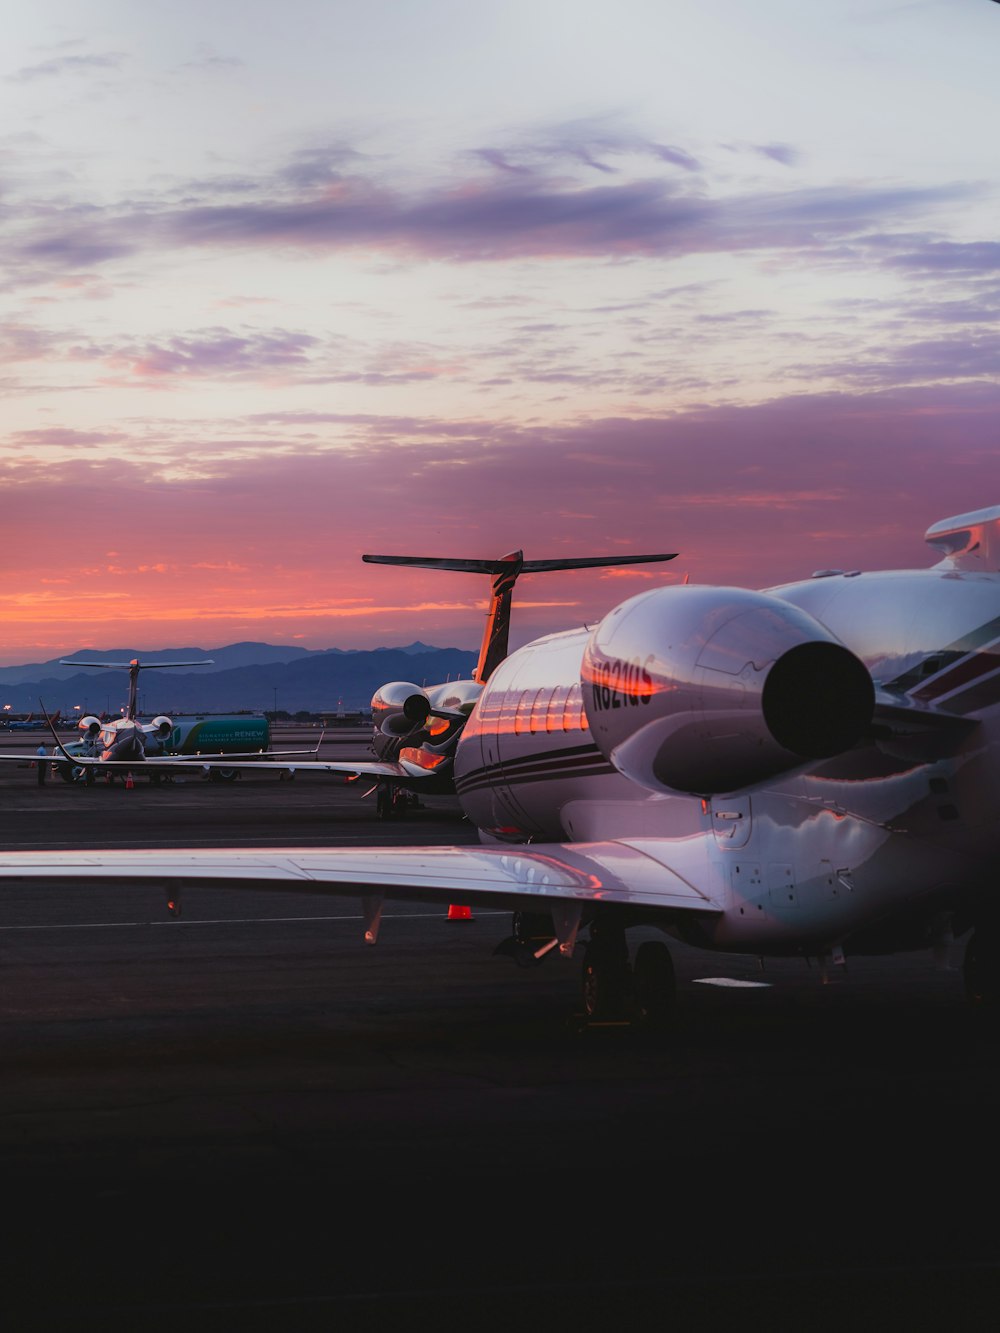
[1,733,999,1329]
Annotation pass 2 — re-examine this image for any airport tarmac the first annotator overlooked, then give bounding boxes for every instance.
[2,733,999,1329]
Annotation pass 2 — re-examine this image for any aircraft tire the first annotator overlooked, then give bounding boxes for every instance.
[580,939,630,1023]
[631,940,677,1031]
[963,923,1000,1006]
[209,769,238,783]
[57,762,80,784]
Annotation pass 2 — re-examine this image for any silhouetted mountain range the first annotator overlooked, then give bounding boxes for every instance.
[0,643,477,717]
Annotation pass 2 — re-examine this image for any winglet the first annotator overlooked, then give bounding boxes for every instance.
[39,699,78,766]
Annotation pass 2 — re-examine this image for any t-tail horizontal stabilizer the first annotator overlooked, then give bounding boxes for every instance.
[362,549,677,683]
[59,657,214,721]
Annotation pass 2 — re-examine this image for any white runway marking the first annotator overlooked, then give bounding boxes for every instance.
[693,976,772,988]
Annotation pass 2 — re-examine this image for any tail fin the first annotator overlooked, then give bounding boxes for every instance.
[362,550,677,683]
[60,657,214,720]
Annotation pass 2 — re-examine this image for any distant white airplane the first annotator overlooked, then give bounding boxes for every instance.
[4,506,1000,1024]
[57,655,214,766]
[0,656,318,781]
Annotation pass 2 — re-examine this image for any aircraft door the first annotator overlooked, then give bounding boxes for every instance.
[710,795,753,849]
[477,657,547,837]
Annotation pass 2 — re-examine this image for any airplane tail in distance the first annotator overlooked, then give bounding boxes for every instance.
[362,549,677,684]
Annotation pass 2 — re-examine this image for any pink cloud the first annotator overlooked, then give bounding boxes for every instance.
[1,381,996,663]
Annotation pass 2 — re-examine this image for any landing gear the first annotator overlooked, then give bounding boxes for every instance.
[512,911,554,948]
[631,941,677,1031]
[580,918,632,1023]
[209,768,238,783]
[578,920,677,1030]
[492,912,556,967]
[495,907,679,1031]
[375,784,414,820]
[964,921,1000,1006]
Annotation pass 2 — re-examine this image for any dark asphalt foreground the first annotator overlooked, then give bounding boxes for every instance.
[1,738,999,1330]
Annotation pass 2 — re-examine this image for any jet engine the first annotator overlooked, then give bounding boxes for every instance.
[147,716,173,740]
[77,715,102,738]
[582,584,874,796]
[371,681,432,733]
[370,680,431,744]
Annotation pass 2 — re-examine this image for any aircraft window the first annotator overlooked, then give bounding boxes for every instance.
[562,686,577,731]
[548,685,570,731]
[529,688,549,734]
[514,690,531,735]
[565,684,586,730]
[497,692,517,736]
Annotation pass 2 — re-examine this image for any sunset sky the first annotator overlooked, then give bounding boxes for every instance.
[1,0,997,666]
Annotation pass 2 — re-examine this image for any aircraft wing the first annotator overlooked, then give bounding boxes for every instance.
[0,719,345,774]
[0,749,431,781]
[0,745,333,768]
[0,838,723,935]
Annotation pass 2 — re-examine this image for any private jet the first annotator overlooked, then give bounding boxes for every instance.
[3,505,1000,1023]
[0,657,316,782]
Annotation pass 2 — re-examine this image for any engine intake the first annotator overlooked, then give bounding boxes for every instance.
[582,585,873,795]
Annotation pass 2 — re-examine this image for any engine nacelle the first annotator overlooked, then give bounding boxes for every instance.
[582,584,874,796]
[370,681,432,738]
[77,715,102,738]
[147,715,173,740]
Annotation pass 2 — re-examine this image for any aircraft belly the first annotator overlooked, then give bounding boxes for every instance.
[706,803,973,952]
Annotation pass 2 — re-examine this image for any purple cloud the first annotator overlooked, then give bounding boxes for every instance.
[883,240,1000,273]
[472,148,534,176]
[755,144,799,167]
[6,52,125,82]
[8,427,124,450]
[162,174,977,264]
[98,328,321,380]
[0,105,981,296]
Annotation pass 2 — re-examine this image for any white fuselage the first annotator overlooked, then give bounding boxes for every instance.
[454,568,1000,957]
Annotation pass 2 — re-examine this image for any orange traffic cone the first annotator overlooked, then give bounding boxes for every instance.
[447,904,473,920]
[125,771,134,789]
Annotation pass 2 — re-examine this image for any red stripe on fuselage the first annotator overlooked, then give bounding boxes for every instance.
[910,645,1000,702]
